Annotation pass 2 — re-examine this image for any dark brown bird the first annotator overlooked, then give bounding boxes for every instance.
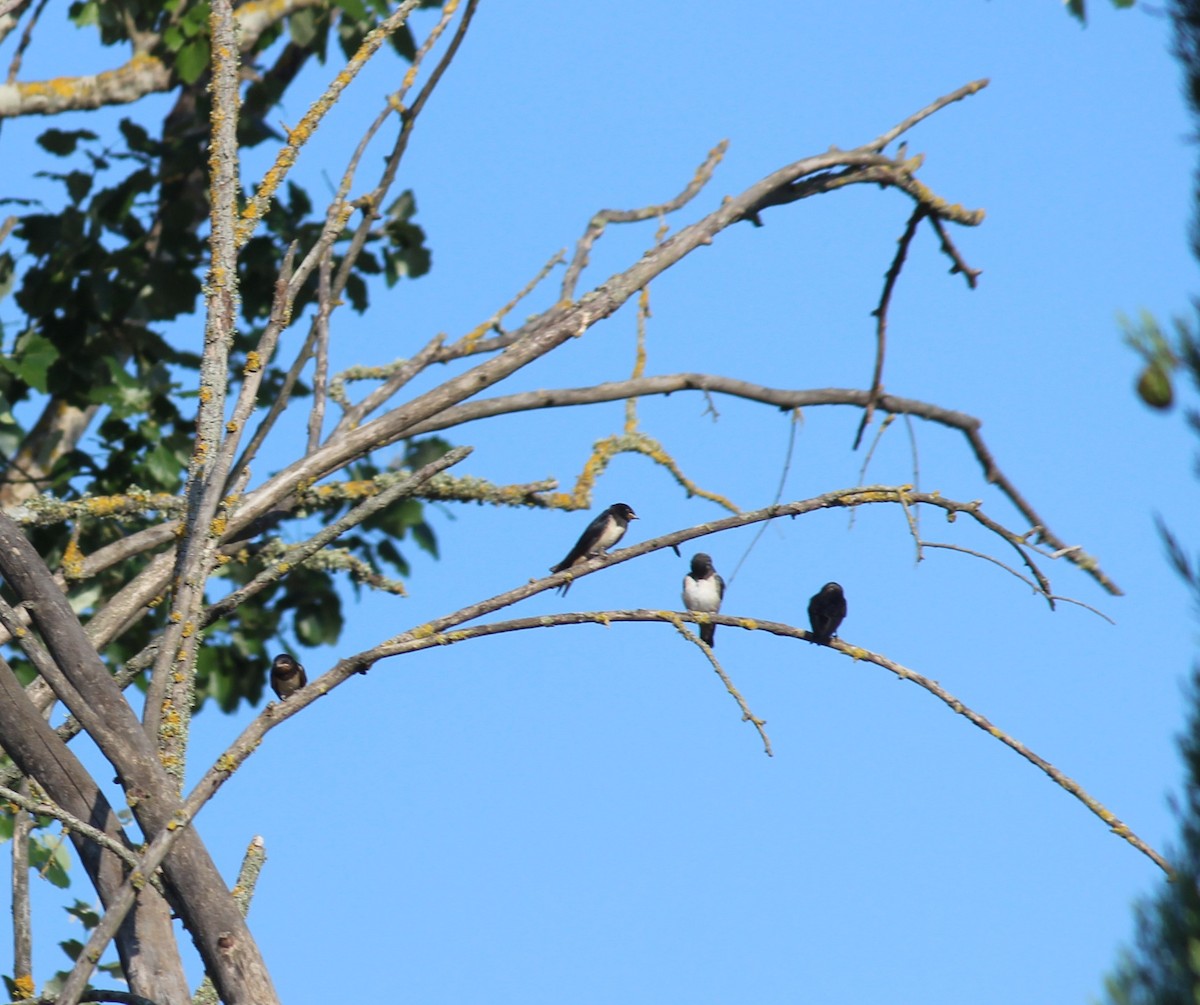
[549,503,638,595]
[807,582,847,644]
[270,653,307,700]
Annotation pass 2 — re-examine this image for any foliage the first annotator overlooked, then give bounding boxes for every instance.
[0,0,440,712]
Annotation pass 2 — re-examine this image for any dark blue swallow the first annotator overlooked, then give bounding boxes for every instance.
[270,653,307,700]
[807,582,847,644]
[549,503,638,595]
[682,553,724,647]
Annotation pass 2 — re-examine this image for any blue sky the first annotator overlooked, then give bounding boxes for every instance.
[3,1,1199,1003]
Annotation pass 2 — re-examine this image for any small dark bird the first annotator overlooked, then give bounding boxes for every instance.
[807,582,847,644]
[682,553,724,647]
[270,653,307,700]
[549,503,638,595]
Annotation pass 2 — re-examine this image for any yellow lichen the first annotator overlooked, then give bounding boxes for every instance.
[61,538,85,579]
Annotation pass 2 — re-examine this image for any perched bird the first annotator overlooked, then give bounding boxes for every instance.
[270,653,307,700]
[682,552,724,647]
[549,503,638,595]
[807,582,847,644]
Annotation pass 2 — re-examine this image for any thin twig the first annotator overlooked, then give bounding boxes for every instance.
[928,214,982,288]
[438,248,566,364]
[665,614,772,755]
[850,412,896,530]
[868,78,990,152]
[903,413,921,540]
[0,782,144,874]
[308,247,333,452]
[4,0,47,84]
[727,409,799,590]
[336,332,447,433]
[854,206,925,450]
[561,140,729,300]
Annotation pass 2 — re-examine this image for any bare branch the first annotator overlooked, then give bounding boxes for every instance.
[665,613,772,756]
[3,0,47,85]
[393,376,1117,594]
[434,248,565,369]
[561,140,729,300]
[927,214,982,288]
[867,78,990,152]
[0,654,188,1004]
[186,603,1166,878]
[854,205,926,450]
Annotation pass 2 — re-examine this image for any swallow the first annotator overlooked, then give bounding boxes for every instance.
[549,503,638,595]
[270,653,307,700]
[807,582,847,644]
[682,553,724,647]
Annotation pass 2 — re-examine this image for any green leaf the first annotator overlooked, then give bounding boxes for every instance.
[118,118,155,155]
[145,441,185,489]
[65,170,92,205]
[65,899,100,930]
[0,332,59,392]
[0,404,22,461]
[0,251,12,306]
[290,7,319,47]
[335,0,369,20]
[59,938,83,962]
[90,358,152,417]
[175,37,210,85]
[37,128,98,157]
[29,834,71,888]
[412,521,438,558]
[390,23,417,62]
